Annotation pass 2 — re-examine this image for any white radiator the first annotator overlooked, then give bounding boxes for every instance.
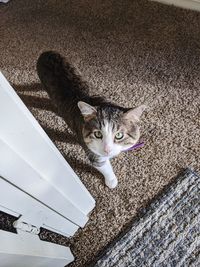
[0,72,95,266]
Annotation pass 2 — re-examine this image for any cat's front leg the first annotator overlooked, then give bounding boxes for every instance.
[94,159,118,189]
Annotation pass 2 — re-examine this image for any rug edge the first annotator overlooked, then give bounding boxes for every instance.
[86,167,199,267]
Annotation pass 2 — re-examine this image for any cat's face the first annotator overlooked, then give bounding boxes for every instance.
[78,102,146,158]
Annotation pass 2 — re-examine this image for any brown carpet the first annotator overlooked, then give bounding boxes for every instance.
[1,1,200,266]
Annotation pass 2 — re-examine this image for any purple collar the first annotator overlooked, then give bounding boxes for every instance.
[124,141,144,152]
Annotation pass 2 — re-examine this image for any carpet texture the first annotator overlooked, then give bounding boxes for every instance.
[1,1,200,266]
[91,169,200,267]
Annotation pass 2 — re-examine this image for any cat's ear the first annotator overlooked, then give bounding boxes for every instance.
[123,105,147,122]
[78,101,97,121]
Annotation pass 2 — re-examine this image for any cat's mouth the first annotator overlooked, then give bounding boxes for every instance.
[100,151,114,157]
[89,147,117,158]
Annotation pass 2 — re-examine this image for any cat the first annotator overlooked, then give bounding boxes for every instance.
[37,51,146,189]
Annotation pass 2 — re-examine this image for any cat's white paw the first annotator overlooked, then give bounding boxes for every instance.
[105,177,118,189]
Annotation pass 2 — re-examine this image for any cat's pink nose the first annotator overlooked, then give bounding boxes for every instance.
[104,145,112,155]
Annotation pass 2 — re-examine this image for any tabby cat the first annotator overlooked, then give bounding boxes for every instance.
[37,51,146,189]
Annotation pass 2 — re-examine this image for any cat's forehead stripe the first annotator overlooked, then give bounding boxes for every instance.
[99,119,116,133]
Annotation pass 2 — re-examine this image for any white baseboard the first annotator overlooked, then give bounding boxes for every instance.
[151,0,200,12]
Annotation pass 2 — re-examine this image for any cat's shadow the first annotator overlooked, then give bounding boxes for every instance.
[13,82,95,177]
[14,82,76,143]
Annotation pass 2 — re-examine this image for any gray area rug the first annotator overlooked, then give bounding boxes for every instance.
[91,169,200,267]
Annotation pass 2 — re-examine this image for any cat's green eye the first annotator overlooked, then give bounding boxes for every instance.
[115,132,124,140]
[94,130,103,139]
